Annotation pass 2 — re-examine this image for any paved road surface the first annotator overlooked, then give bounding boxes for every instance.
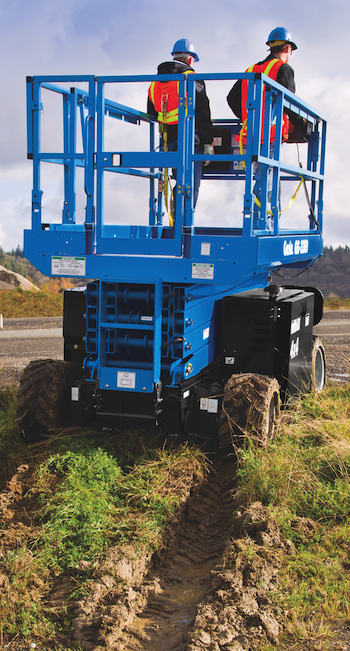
[0,311,349,387]
[314,309,350,382]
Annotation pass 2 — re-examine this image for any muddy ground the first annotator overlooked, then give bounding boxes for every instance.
[0,311,350,650]
[0,459,288,650]
[2,458,350,651]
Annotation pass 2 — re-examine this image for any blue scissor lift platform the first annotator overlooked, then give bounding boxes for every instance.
[24,72,327,435]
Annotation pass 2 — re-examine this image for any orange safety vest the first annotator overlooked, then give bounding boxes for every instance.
[238,58,290,144]
[148,71,194,125]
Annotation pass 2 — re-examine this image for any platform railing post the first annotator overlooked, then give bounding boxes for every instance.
[31,80,42,231]
[84,78,96,255]
[184,76,195,230]
[96,80,105,252]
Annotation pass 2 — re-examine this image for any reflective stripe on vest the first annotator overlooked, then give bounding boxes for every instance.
[148,71,194,125]
[239,58,290,142]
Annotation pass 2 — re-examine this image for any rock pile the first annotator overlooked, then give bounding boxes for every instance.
[0,265,40,291]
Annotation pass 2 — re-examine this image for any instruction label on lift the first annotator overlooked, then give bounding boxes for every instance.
[200,398,219,413]
[200,242,211,256]
[51,256,86,276]
[291,317,301,335]
[117,371,136,389]
[192,263,214,280]
[203,327,210,340]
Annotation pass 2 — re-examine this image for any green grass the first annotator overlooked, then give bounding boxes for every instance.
[0,385,22,486]
[0,290,348,320]
[0,287,63,318]
[34,444,202,569]
[233,385,350,649]
[324,297,350,309]
[235,387,350,522]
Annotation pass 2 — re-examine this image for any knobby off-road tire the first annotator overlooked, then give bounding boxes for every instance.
[311,336,326,392]
[218,373,281,453]
[17,359,77,440]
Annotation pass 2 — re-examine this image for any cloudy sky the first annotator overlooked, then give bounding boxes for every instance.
[0,0,349,253]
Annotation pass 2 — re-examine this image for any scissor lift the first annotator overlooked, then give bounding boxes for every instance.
[22,71,327,438]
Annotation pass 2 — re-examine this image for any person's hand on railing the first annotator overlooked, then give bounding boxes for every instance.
[203,143,214,166]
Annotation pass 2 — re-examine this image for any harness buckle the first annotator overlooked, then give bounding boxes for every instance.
[161,92,169,113]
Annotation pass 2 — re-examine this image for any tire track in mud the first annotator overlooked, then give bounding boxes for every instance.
[115,460,235,651]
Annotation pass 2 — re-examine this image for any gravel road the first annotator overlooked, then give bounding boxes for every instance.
[314,309,350,382]
[0,311,349,388]
[0,316,63,387]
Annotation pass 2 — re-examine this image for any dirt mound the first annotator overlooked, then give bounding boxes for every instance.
[0,265,40,291]
[188,502,295,651]
[70,546,152,650]
[0,464,34,523]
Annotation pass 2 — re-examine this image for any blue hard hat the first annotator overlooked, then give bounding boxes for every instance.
[171,38,199,62]
[266,27,297,51]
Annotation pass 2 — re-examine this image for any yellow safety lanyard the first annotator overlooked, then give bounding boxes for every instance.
[253,177,303,216]
[240,132,304,217]
[149,81,175,226]
[152,71,195,227]
[159,92,174,228]
[239,126,304,217]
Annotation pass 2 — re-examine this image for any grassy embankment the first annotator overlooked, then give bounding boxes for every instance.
[0,287,63,318]
[233,385,350,650]
[0,288,350,319]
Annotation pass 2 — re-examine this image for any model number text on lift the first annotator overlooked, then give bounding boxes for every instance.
[283,239,309,257]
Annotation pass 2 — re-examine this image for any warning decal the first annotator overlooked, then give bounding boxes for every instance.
[51,256,86,276]
[192,263,214,280]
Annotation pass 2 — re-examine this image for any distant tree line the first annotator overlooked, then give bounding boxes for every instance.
[0,247,27,278]
[273,245,350,297]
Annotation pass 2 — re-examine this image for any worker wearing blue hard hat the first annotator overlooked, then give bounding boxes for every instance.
[148,39,213,209]
[266,27,297,51]
[227,27,303,228]
[171,38,200,62]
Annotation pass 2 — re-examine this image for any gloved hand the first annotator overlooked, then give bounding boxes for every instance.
[203,143,214,166]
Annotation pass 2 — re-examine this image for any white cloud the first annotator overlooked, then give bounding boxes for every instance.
[0,198,31,251]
